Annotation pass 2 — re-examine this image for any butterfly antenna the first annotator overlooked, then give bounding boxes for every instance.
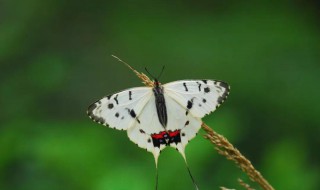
[145,67,156,79]
[157,66,165,80]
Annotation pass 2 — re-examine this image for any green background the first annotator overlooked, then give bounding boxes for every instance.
[1,1,319,189]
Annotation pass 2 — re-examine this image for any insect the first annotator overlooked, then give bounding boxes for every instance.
[87,57,230,189]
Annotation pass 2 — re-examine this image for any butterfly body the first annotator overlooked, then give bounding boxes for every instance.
[152,80,168,128]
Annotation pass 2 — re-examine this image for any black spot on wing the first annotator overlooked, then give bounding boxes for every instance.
[204,87,210,93]
[221,91,228,100]
[87,103,97,115]
[129,109,140,123]
[187,100,193,109]
[185,120,189,126]
[218,81,229,89]
[197,82,202,91]
[95,117,105,124]
[108,103,114,109]
[202,98,207,103]
[115,112,119,117]
[220,82,230,98]
[213,81,231,110]
[87,102,107,125]
[114,94,119,104]
[216,81,230,105]
[130,109,136,118]
[217,96,224,104]
[106,95,112,100]
[88,112,105,125]
[183,82,188,91]
[129,91,132,100]
[202,80,208,84]
[216,86,222,91]
[139,129,145,134]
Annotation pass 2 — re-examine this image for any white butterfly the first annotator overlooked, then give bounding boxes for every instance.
[87,65,230,189]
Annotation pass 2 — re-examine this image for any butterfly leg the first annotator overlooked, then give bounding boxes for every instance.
[178,146,199,190]
[186,163,199,190]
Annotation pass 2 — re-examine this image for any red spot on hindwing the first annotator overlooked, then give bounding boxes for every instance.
[151,130,180,139]
[151,130,182,147]
[151,131,167,139]
[168,130,180,137]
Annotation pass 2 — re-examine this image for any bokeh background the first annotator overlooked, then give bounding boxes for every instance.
[1,0,319,189]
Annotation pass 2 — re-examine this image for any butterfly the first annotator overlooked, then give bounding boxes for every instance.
[87,60,230,190]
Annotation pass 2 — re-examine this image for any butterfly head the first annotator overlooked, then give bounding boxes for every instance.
[145,66,165,87]
[153,79,163,88]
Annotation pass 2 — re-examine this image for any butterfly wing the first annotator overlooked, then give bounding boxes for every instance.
[87,87,165,163]
[127,94,166,164]
[164,93,202,159]
[87,87,153,130]
[163,80,230,118]
[127,89,207,164]
[163,80,230,157]
[87,80,230,164]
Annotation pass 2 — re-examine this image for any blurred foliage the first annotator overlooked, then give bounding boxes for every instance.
[1,0,320,189]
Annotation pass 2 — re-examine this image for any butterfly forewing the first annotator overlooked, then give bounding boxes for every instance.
[163,80,230,118]
[87,87,153,130]
[127,94,173,161]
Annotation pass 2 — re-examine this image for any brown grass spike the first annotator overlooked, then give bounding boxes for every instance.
[202,123,274,190]
[111,55,154,87]
[238,178,255,190]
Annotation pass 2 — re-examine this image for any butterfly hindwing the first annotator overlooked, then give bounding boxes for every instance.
[164,94,202,157]
[163,80,230,118]
[127,94,166,162]
[127,92,202,163]
[87,87,153,130]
